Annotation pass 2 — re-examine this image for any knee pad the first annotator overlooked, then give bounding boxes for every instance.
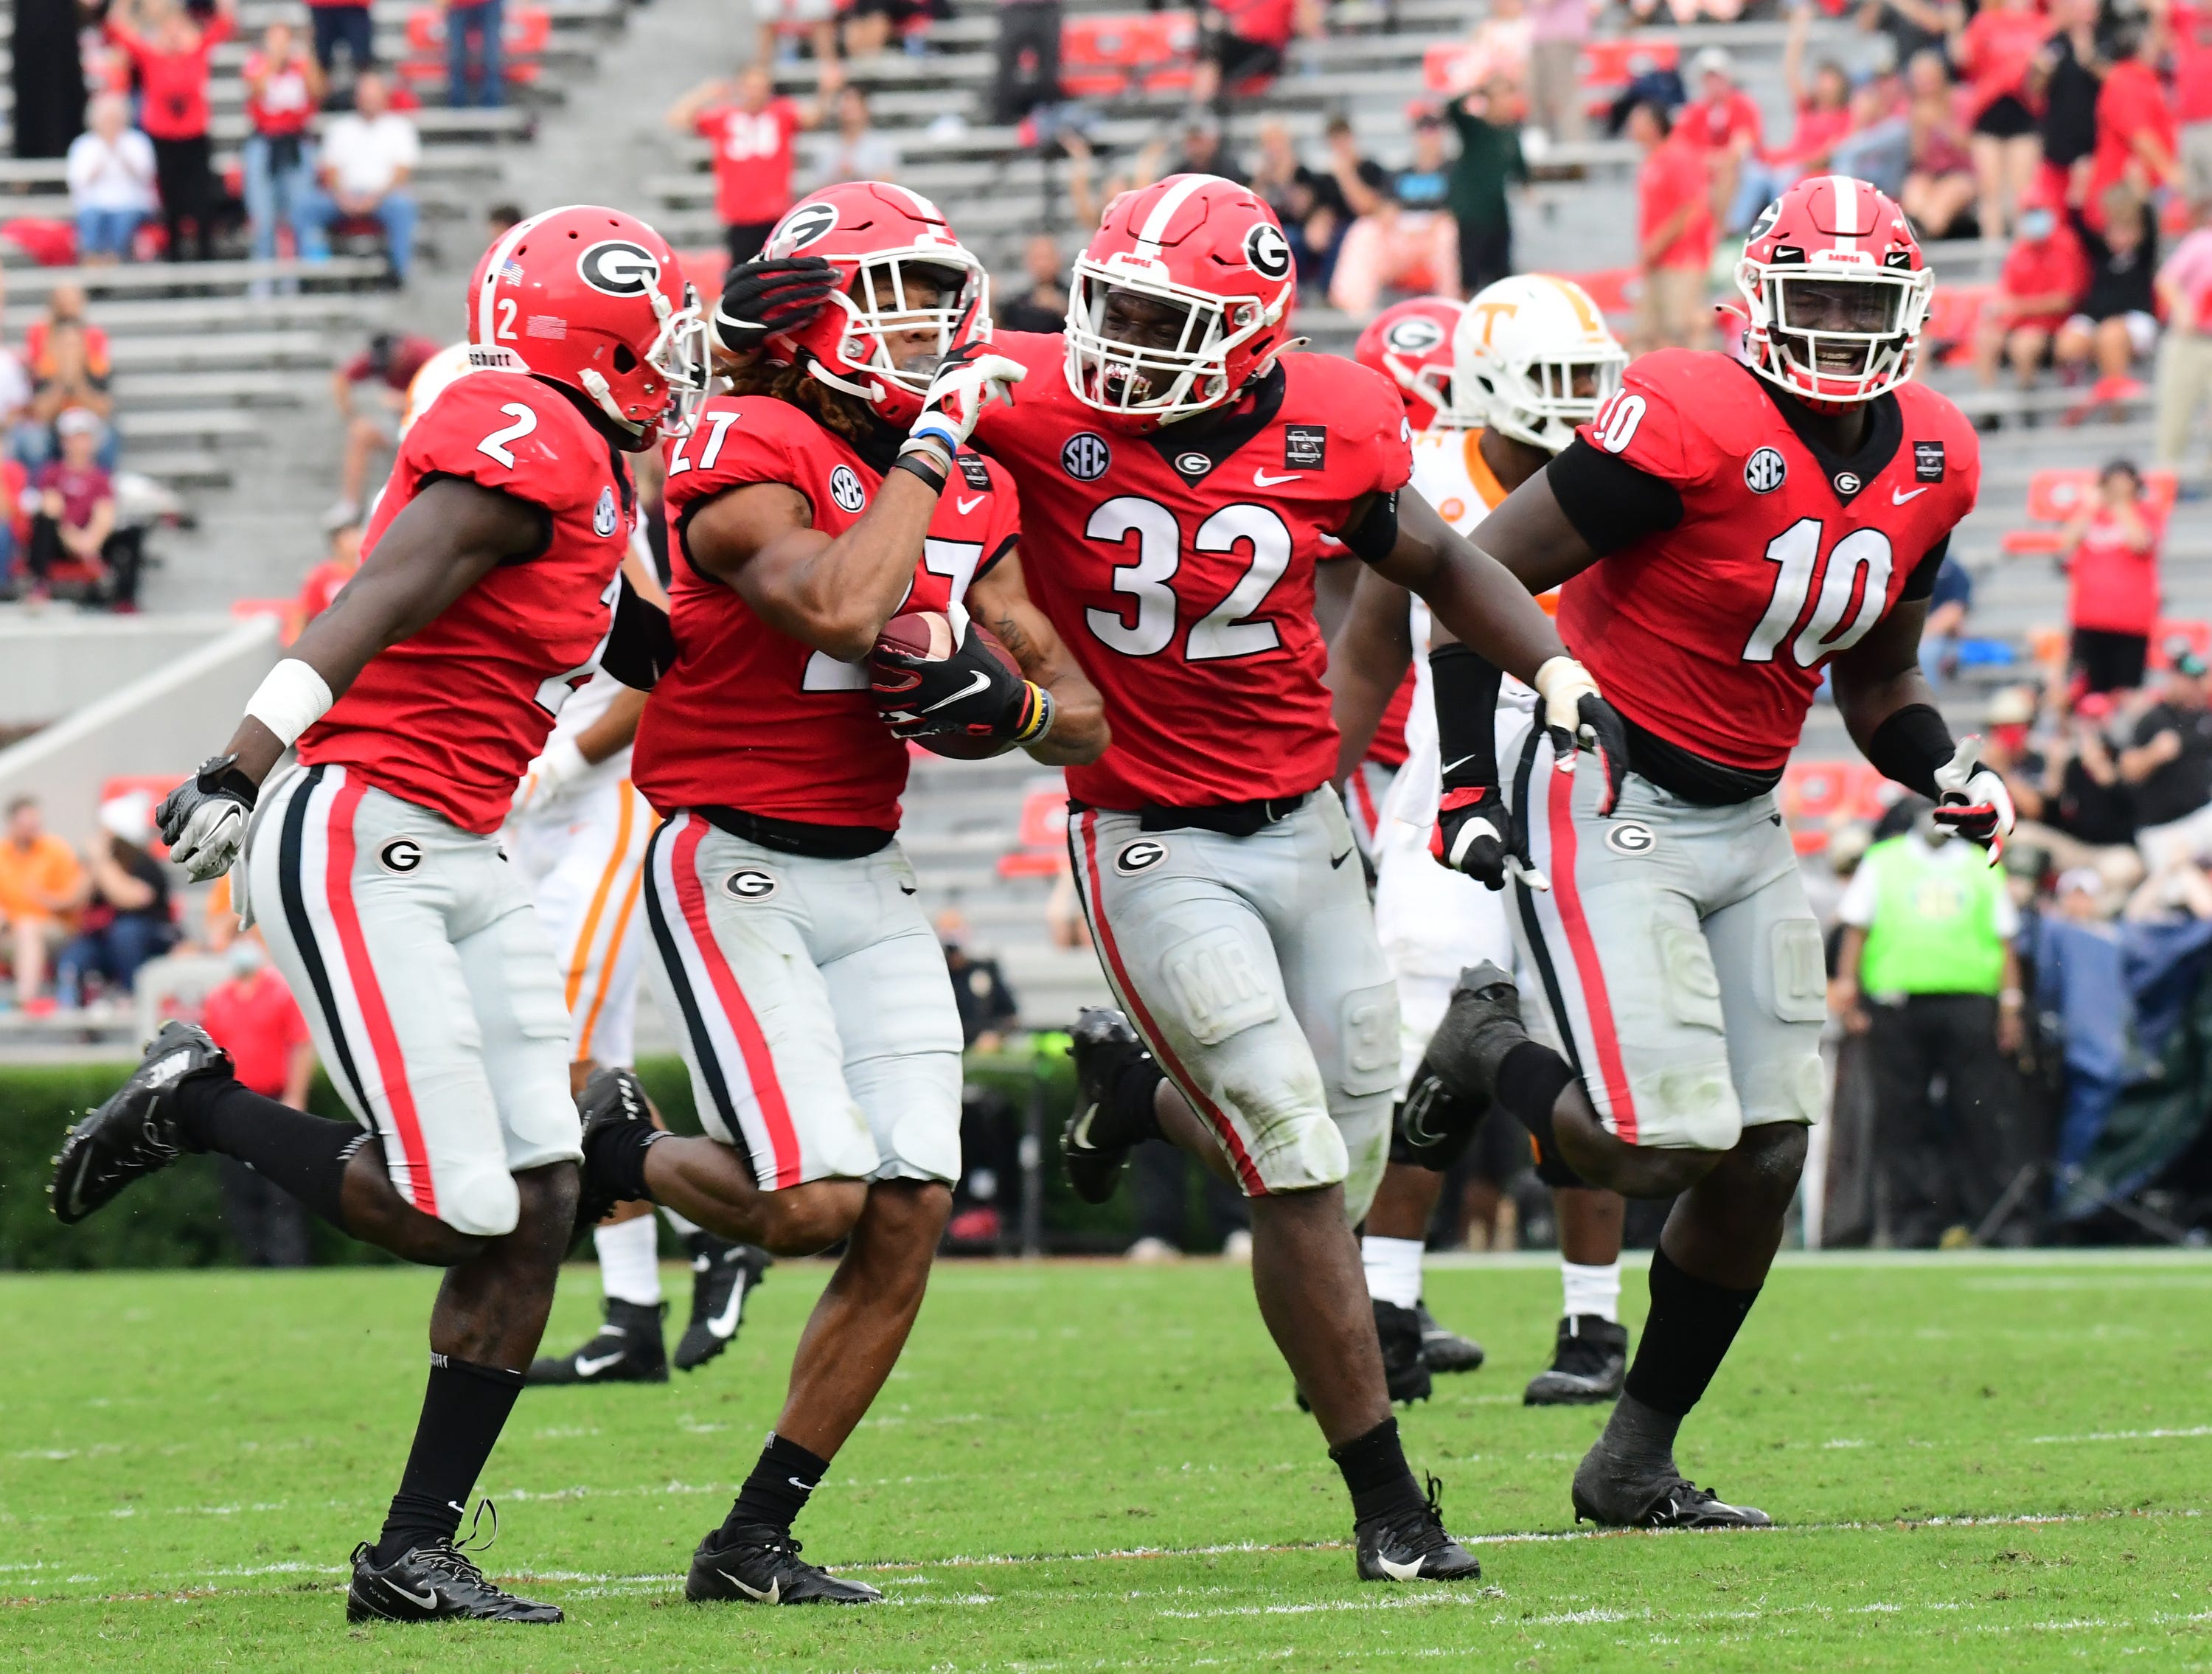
[1530,1132,1588,1189]
[439,1167,521,1240]
[1160,925,1280,1046]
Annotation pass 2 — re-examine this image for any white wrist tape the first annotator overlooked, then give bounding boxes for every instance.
[244,659,335,748]
[540,732,591,793]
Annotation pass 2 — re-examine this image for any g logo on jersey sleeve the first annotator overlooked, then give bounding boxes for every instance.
[829,465,867,513]
[577,240,662,297]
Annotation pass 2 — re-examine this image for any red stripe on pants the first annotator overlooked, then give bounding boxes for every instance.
[669,815,803,1188]
[1079,811,1267,1195]
[1545,763,1640,1142]
[321,776,438,1214]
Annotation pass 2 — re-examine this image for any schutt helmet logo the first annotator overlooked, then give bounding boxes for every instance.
[575,240,661,298]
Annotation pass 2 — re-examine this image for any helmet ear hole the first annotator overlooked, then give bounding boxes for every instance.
[613,345,639,374]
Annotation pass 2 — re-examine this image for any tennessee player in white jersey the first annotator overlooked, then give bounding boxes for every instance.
[1332,276,1635,1409]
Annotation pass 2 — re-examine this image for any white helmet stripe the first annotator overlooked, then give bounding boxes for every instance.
[1135,173,1214,254]
[1830,175,1857,254]
[474,203,591,345]
[883,181,945,222]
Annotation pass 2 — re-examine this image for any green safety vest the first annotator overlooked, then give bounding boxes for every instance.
[1858,836,2010,997]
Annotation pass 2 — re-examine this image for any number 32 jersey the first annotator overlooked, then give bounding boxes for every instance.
[973,330,1413,810]
[296,370,634,835]
[1557,350,1980,774]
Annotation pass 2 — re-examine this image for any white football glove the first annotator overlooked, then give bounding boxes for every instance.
[157,756,257,883]
[905,341,1025,459]
[510,733,589,819]
[1532,656,1632,818]
[1932,735,2015,864]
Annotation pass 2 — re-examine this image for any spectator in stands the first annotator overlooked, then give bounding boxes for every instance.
[66,94,156,265]
[938,910,1018,1050]
[1947,0,2045,240]
[296,520,361,627]
[1448,78,1529,297]
[2153,200,2212,485]
[300,71,421,285]
[1169,114,1243,186]
[1603,49,1685,139]
[988,0,1060,128]
[26,407,131,605]
[2061,459,2163,695]
[241,21,324,268]
[1630,100,1714,352]
[1725,6,1849,232]
[2054,186,2160,398]
[2087,25,2179,215]
[1245,122,1329,281]
[1328,116,1459,319]
[2039,691,2142,867]
[2176,4,2212,206]
[13,0,89,162]
[1919,552,1972,684]
[18,286,115,470]
[1901,47,1978,240]
[1189,0,1317,113]
[1830,798,2029,1248]
[1861,0,1950,82]
[758,0,838,72]
[107,0,234,263]
[669,63,813,267]
[441,0,505,108]
[1678,47,1762,235]
[487,200,524,239]
[324,329,439,528]
[1456,0,1533,98]
[305,0,375,90]
[996,234,1068,333]
[1972,190,2089,405]
[1525,0,1590,146]
[2031,0,2109,212]
[813,81,899,188]
[844,0,936,60]
[54,790,175,1007]
[1832,76,1916,202]
[2122,644,2212,869]
[0,796,86,1011]
[200,934,318,1267]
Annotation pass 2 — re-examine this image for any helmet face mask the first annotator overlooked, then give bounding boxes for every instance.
[1444,274,1627,450]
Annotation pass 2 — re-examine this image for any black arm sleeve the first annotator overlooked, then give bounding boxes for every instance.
[1542,438,1686,555]
[1896,532,1952,601]
[1339,488,1401,564]
[599,572,678,691]
[1865,701,1956,799]
[1430,642,1507,789]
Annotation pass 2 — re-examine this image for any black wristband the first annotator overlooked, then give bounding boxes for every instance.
[1865,702,1955,799]
[890,452,947,495]
[1430,644,1506,788]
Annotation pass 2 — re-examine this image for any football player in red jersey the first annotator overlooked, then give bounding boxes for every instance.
[957,173,1634,1584]
[578,184,1109,1606]
[51,206,708,1625]
[1418,177,2009,1529]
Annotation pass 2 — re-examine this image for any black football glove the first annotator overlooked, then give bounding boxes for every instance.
[159,754,260,883]
[711,256,838,355]
[869,617,1054,749]
[1429,785,1515,889]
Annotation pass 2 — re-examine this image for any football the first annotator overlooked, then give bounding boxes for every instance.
[872,610,1023,759]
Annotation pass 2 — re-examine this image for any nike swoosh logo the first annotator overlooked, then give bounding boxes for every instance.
[1441,754,1478,777]
[1252,468,1301,487]
[1376,1554,1425,1581]
[720,1570,779,1604]
[707,1268,748,1341]
[917,670,992,714]
[386,1580,439,1609]
[1330,848,1354,869]
[572,1351,626,1377]
[955,494,986,514]
[1891,485,1931,504]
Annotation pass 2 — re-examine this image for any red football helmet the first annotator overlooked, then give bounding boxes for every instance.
[1736,174,1932,409]
[466,204,705,447]
[757,181,989,426]
[1065,173,1297,430]
[1353,298,1464,431]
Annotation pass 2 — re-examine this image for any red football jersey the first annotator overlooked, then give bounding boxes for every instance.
[633,396,1020,829]
[973,332,1413,810]
[1559,351,1980,772]
[297,372,633,835]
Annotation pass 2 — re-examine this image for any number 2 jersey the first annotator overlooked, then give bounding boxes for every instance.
[1549,350,1980,786]
[631,395,1020,830]
[971,330,1413,810]
[296,369,636,835]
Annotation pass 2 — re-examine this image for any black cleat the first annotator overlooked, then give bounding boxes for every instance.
[573,1066,659,1237]
[1377,1299,1433,1403]
[1422,962,1530,1106]
[1416,1302,1486,1375]
[1061,1007,1152,1204]
[527,1297,668,1386]
[49,1021,229,1224]
[686,1524,883,1605]
[1571,1443,1772,1529]
[345,1538,563,1623]
[1524,1314,1627,1406]
[1354,1475,1484,1583]
[675,1235,773,1372]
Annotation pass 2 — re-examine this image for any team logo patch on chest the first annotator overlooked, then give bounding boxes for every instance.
[1744,447,1787,493]
[1114,838,1169,875]
[829,464,867,514]
[1833,470,1863,499]
[723,868,779,900]
[1284,425,1327,471]
[1174,450,1213,477]
[593,485,619,536]
[1062,432,1112,482]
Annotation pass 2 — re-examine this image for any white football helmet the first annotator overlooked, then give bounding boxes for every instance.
[1444,274,1627,452]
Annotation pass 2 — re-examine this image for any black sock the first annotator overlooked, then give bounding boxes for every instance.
[1329,1417,1426,1524]
[373,1354,526,1563]
[583,1119,664,1204]
[1621,1247,1761,1420]
[723,1432,831,1538]
[1088,1052,1165,1148]
[1495,1041,1575,1167]
[171,1073,367,1233]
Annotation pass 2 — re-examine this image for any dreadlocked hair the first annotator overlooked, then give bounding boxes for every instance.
[723,354,877,446]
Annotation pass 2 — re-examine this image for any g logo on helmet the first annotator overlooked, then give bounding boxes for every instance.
[577,240,662,298]
[772,201,839,254]
[1243,221,1293,282]
[829,464,866,513]
[1383,315,1445,355]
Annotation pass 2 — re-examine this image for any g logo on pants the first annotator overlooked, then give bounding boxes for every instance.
[378,838,424,874]
[723,869,779,900]
[1115,839,1168,875]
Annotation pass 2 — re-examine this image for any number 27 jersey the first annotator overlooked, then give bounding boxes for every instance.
[1557,351,1980,774]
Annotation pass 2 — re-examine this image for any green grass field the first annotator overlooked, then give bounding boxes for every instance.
[5,1251,2211,1672]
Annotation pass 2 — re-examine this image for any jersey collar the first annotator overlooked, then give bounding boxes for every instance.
[1461,428,1509,510]
[1145,363,1288,486]
[1736,359,1902,510]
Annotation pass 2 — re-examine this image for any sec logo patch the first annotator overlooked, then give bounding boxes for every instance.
[1744,447,1787,493]
[723,869,778,900]
[1114,838,1168,875]
[829,464,866,513]
[1062,432,1111,482]
[1604,822,1655,856]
